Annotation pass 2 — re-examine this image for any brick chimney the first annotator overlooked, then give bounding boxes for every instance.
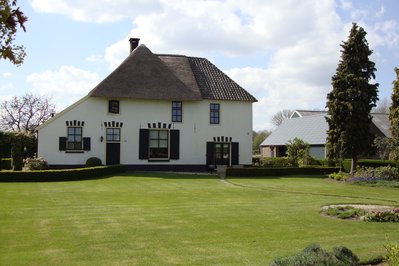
[129,38,140,53]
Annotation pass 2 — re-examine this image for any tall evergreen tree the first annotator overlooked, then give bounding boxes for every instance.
[326,23,379,174]
[389,68,399,147]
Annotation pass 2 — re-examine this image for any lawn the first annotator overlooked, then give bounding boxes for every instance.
[1,172,398,265]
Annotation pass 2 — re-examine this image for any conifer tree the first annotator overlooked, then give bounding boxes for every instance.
[326,23,379,174]
[390,68,399,146]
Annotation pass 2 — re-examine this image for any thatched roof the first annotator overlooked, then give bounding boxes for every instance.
[89,44,257,102]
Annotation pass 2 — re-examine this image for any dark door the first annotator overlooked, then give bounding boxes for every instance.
[106,143,120,165]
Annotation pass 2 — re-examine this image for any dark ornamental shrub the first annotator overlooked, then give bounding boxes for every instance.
[85,157,102,167]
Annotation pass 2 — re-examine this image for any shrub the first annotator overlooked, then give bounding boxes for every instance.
[353,166,399,180]
[364,210,399,223]
[1,158,12,170]
[23,157,48,170]
[374,166,399,180]
[384,238,399,266]
[286,138,311,167]
[0,165,124,182]
[259,157,291,167]
[270,243,359,266]
[226,167,339,177]
[85,157,102,167]
[328,171,349,181]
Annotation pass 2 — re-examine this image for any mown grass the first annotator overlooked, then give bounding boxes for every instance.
[0,172,398,265]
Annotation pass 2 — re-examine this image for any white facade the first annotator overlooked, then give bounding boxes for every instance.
[38,96,253,169]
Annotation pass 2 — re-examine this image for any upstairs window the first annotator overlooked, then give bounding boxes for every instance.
[210,103,220,124]
[149,130,169,159]
[67,127,82,150]
[172,101,182,122]
[109,100,120,114]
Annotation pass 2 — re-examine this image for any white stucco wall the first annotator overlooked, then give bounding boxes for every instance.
[37,96,253,166]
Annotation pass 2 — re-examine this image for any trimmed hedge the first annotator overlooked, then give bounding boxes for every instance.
[0,165,125,182]
[226,167,339,177]
[342,159,398,172]
[1,158,12,170]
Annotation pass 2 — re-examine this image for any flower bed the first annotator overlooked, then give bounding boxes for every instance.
[321,204,399,222]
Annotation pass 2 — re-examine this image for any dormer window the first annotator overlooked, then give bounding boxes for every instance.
[109,100,120,114]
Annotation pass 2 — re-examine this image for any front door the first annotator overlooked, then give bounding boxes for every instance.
[106,143,120,165]
[215,143,230,165]
[106,128,121,165]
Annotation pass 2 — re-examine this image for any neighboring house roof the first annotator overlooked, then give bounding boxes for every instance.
[89,44,257,102]
[372,113,391,138]
[262,114,328,146]
[261,111,391,146]
[290,110,326,118]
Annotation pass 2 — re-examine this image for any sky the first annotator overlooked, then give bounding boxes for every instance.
[0,0,399,131]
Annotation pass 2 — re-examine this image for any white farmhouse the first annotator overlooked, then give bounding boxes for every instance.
[37,38,257,171]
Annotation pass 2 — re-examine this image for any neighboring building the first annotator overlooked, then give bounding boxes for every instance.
[37,38,257,171]
[260,110,390,159]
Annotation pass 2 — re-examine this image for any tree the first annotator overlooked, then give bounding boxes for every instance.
[271,109,294,126]
[252,130,271,154]
[286,138,311,167]
[0,0,28,65]
[0,93,56,133]
[389,68,399,147]
[326,23,379,175]
[373,137,394,160]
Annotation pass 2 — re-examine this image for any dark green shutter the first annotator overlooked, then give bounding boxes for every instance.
[139,129,149,159]
[59,137,67,151]
[83,137,91,151]
[170,129,179,160]
[206,142,215,166]
[231,142,239,165]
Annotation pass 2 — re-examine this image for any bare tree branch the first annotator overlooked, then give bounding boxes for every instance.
[271,109,294,126]
[0,93,56,133]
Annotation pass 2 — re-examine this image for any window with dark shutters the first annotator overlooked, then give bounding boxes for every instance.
[139,129,149,159]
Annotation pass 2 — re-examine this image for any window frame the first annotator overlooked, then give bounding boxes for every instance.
[67,126,83,151]
[106,128,121,142]
[210,103,220,124]
[109,100,120,114]
[149,129,169,160]
[171,101,182,122]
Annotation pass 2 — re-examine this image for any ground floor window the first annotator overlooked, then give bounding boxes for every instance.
[67,127,82,150]
[149,129,169,159]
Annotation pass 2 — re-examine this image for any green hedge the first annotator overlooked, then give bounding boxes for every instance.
[0,165,125,182]
[342,159,398,172]
[1,158,12,170]
[226,167,340,177]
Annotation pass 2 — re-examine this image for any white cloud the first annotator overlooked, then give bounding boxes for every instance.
[85,54,104,63]
[26,66,99,110]
[2,72,12,78]
[30,0,162,23]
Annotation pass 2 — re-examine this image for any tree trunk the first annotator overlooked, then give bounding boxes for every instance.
[350,156,357,175]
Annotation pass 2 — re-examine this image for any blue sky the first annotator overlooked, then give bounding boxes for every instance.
[1,0,398,130]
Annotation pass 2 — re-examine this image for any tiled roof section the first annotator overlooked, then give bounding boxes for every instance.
[188,57,257,102]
